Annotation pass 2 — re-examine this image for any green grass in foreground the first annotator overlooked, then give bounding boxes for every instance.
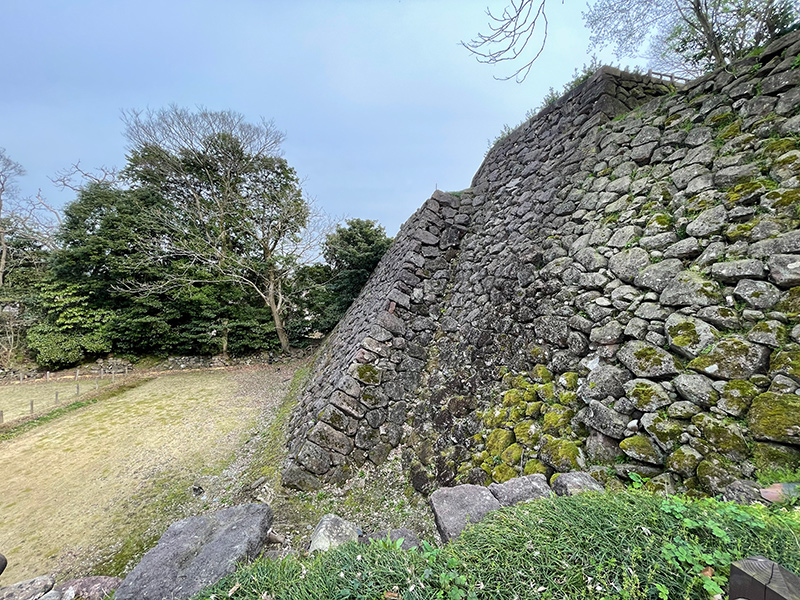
[193,491,800,600]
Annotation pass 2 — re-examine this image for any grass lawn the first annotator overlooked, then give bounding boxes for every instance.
[0,377,114,424]
[0,364,300,585]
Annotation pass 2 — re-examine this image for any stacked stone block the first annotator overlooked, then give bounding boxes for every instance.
[284,31,800,495]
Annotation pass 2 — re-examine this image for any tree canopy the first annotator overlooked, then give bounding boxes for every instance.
[122,106,322,352]
[0,111,390,369]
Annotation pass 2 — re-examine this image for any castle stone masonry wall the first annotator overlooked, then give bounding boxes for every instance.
[283,31,800,495]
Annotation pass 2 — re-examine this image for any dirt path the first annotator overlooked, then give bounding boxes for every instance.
[0,361,302,585]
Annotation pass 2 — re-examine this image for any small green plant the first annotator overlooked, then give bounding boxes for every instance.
[418,541,477,600]
[629,472,650,488]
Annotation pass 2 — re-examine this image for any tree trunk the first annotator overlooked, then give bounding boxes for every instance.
[691,0,726,68]
[0,229,8,288]
[267,271,290,352]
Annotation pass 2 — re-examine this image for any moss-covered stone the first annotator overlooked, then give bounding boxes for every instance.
[645,472,680,495]
[542,403,575,436]
[691,413,749,461]
[708,111,736,128]
[482,406,509,428]
[507,404,526,424]
[526,401,543,418]
[696,455,739,495]
[749,392,800,444]
[492,463,518,483]
[560,371,579,390]
[353,363,382,385]
[641,414,685,452]
[472,450,489,467]
[763,137,797,158]
[531,364,553,383]
[666,445,704,478]
[752,441,800,472]
[537,382,556,402]
[618,341,679,378]
[514,420,541,446]
[725,220,757,242]
[624,379,672,412]
[523,458,549,476]
[529,345,546,363]
[770,351,800,381]
[726,180,768,204]
[717,379,759,417]
[539,434,585,472]
[501,442,524,466]
[502,388,526,407]
[777,287,800,315]
[619,434,665,465]
[718,119,742,140]
[765,188,800,209]
[746,320,787,348]
[486,428,516,456]
[668,320,700,348]
[558,390,580,408]
[688,336,769,380]
[647,212,673,233]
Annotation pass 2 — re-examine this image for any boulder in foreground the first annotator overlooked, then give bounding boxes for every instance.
[115,503,273,600]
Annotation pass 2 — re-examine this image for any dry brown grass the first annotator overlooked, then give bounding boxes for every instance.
[0,364,300,585]
[0,378,114,423]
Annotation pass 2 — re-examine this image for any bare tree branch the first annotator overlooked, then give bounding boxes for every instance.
[50,161,119,192]
[463,0,550,82]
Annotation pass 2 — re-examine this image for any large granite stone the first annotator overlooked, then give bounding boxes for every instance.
[115,504,274,600]
[430,485,501,542]
[488,473,553,506]
[551,472,605,496]
[0,576,54,600]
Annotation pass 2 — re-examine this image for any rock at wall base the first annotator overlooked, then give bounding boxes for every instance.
[115,504,273,600]
[551,472,606,496]
[0,576,54,600]
[489,473,553,506]
[430,485,501,542]
[308,514,359,553]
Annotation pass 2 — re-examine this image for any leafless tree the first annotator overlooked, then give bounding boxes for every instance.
[0,149,26,288]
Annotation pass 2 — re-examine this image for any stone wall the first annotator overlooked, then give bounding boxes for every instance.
[283,31,800,495]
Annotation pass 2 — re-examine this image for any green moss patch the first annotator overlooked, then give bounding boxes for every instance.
[486,428,516,456]
[749,392,800,444]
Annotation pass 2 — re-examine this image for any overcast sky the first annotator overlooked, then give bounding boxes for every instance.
[1,1,628,236]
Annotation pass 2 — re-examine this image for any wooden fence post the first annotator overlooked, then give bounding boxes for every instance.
[55,391,59,404]
[75,367,79,381]
[0,410,3,424]
[30,399,33,414]
[76,383,80,396]
[46,371,49,382]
